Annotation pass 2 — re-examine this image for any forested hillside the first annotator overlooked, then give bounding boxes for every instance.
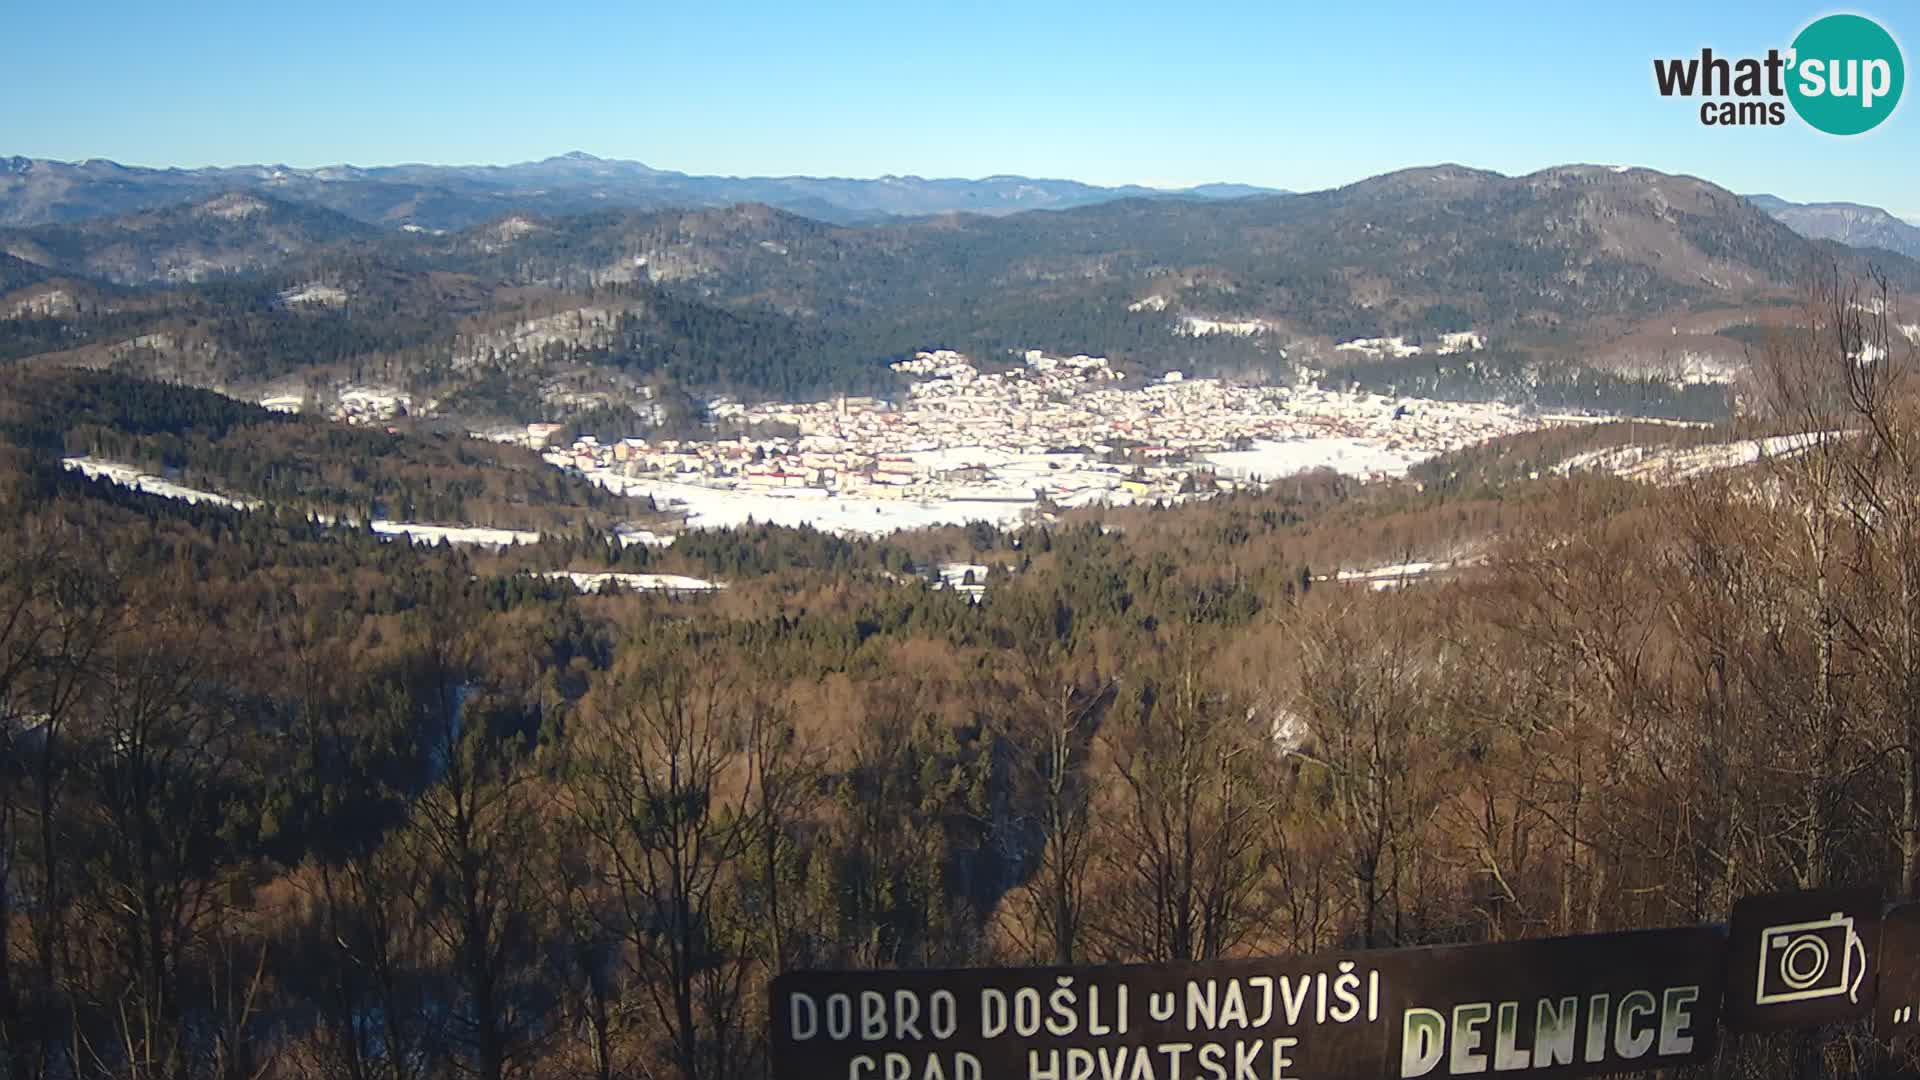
[0,193,377,284]
[4,164,1915,424]
[0,368,640,531]
[2,271,1919,1079]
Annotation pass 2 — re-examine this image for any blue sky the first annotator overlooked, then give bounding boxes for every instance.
[4,1,1915,216]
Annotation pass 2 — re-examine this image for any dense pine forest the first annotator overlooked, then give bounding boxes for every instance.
[1,271,1918,1080]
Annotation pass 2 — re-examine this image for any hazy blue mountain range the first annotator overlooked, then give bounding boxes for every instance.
[0,152,1287,231]
[1745,192,1920,261]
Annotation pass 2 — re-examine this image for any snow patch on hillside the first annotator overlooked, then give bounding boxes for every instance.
[495,216,539,239]
[1177,315,1266,337]
[1557,432,1840,482]
[108,332,179,358]
[474,215,543,252]
[1203,437,1427,480]
[1334,332,1483,359]
[6,287,76,318]
[1338,560,1446,581]
[541,571,723,593]
[195,193,269,220]
[1335,336,1424,359]
[63,457,260,509]
[370,521,540,546]
[452,306,620,369]
[335,386,411,423]
[63,457,560,549]
[279,283,348,307]
[935,563,989,602]
[615,528,673,547]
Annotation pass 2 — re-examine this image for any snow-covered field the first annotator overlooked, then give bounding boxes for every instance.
[1203,437,1429,481]
[590,474,1042,535]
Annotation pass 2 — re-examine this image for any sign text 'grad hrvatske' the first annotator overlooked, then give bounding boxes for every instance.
[769,927,1724,1080]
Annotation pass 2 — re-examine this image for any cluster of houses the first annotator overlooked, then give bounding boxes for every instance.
[499,347,1569,513]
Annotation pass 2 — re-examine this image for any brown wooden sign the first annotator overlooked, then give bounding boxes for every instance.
[1876,902,1920,1057]
[1723,886,1882,1032]
[770,926,1725,1080]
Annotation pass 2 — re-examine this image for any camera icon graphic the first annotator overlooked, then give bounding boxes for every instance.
[1755,912,1867,1006]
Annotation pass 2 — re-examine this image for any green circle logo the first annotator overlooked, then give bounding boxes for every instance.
[1787,13,1905,135]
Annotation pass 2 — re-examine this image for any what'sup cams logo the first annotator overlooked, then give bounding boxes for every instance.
[1654,13,1904,134]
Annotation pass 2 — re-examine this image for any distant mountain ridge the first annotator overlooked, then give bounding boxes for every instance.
[6,160,1916,435]
[9,162,1910,376]
[17,151,1920,269]
[0,152,1287,231]
[1745,192,1920,260]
